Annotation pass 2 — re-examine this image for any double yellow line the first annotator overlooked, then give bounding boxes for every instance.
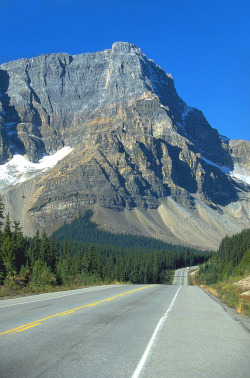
[0,285,154,336]
[180,270,183,285]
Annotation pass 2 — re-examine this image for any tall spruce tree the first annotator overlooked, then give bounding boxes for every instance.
[32,230,41,265]
[3,213,12,240]
[0,195,5,282]
[0,195,4,235]
[49,234,59,272]
[1,236,15,274]
[40,230,50,266]
[12,221,26,273]
[1,214,16,275]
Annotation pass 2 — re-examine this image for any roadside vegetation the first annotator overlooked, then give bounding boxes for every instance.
[191,228,250,317]
[0,197,211,297]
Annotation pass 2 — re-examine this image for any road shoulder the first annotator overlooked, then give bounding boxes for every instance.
[200,286,250,333]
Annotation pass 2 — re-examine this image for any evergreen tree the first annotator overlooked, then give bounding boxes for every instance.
[56,239,71,284]
[12,221,26,273]
[63,238,70,259]
[3,213,12,240]
[82,253,89,273]
[1,236,15,274]
[0,194,4,239]
[49,234,59,272]
[31,259,54,287]
[96,252,103,278]
[40,230,51,266]
[0,196,5,282]
[87,245,97,274]
[32,230,41,264]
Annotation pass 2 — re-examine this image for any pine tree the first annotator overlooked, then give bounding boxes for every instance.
[63,238,70,259]
[32,230,41,264]
[81,253,89,272]
[96,252,103,278]
[88,245,97,274]
[56,239,71,284]
[12,221,26,273]
[0,196,5,282]
[0,194,4,238]
[3,213,12,240]
[31,259,54,288]
[49,234,59,272]
[1,236,15,275]
[40,230,50,266]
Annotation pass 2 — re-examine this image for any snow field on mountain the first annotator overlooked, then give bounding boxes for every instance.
[201,156,250,185]
[0,147,73,189]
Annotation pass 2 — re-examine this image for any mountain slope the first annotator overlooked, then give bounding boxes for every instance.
[0,42,249,249]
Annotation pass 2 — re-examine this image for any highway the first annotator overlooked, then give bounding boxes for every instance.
[0,269,249,377]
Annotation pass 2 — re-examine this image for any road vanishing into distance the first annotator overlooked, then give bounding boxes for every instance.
[0,268,249,377]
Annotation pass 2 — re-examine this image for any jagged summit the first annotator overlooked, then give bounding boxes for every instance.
[0,43,249,249]
[111,41,142,54]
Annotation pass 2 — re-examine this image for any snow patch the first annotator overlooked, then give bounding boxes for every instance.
[0,146,73,189]
[201,156,250,185]
[28,134,43,140]
[230,164,250,185]
[201,156,230,174]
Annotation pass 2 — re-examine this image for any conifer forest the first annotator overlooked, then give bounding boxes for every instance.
[0,196,211,293]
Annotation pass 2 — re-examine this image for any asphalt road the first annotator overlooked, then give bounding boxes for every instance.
[0,269,249,377]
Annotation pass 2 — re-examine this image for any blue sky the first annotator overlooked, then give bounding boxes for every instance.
[0,0,249,140]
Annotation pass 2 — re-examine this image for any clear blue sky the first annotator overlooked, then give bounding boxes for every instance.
[0,0,249,140]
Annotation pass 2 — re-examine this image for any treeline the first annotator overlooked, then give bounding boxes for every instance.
[56,240,210,284]
[0,197,212,292]
[195,228,250,285]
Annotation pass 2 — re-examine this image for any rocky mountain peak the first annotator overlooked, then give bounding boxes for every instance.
[111,41,142,55]
[0,43,249,249]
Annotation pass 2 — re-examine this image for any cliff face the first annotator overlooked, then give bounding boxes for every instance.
[0,42,249,249]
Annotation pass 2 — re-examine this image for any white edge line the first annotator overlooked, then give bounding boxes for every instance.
[131,286,182,378]
[0,285,124,308]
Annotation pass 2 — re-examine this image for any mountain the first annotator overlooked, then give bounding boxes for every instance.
[0,42,249,250]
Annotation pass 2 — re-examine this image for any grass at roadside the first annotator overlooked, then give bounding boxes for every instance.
[0,274,118,299]
[0,269,175,300]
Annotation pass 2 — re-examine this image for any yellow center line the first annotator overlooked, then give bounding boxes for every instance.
[15,323,41,333]
[0,285,155,336]
[180,270,183,284]
[60,311,76,317]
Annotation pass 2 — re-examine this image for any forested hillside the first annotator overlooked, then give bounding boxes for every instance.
[195,229,250,285]
[0,196,211,295]
[193,228,250,316]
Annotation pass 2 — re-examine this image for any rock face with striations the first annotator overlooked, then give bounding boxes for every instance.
[0,42,249,249]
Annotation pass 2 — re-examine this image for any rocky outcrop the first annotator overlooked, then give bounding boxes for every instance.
[0,42,249,249]
[229,139,250,172]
